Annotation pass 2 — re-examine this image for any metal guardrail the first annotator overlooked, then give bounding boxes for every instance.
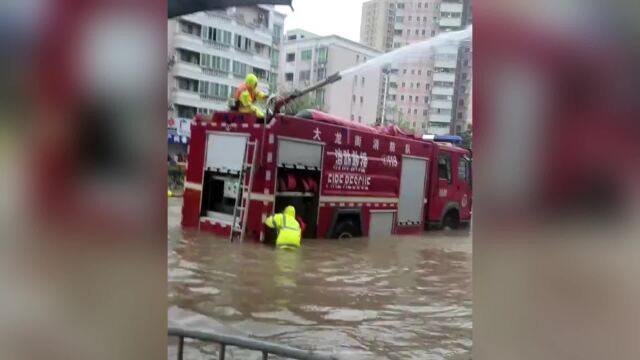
[169,327,342,360]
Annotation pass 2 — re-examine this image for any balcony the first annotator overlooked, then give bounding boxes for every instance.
[433,72,456,82]
[430,100,453,110]
[428,113,452,124]
[431,86,455,96]
[440,2,464,13]
[434,59,457,69]
[439,17,462,28]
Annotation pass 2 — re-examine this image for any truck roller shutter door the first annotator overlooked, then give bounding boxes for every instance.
[277,139,323,169]
[205,134,248,173]
[398,157,428,225]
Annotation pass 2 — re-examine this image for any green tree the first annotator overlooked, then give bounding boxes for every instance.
[395,112,415,133]
[461,125,472,148]
[280,92,325,115]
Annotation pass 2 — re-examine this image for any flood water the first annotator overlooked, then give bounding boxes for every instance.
[168,198,471,360]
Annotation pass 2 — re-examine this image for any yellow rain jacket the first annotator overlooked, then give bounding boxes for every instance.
[264,206,302,249]
[234,73,267,119]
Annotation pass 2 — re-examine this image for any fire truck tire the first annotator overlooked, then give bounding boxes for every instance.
[442,210,460,230]
[333,221,359,239]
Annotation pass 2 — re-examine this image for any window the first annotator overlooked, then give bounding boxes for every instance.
[409,95,413,102]
[271,49,280,68]
[408,16,412,21]
[352,95,356,103]
[393,42,402,48]
[180,20,200,36]
[413,109,417,115]
[411,69,415,75]
[301,49,312,60]
[286,53,295,62]
[285,72,294,81]
[458,112,463,119]
[438,154,452,183]
[423,16,427,21]
[350,114,354,121]
[415,29,419,35]
[422,123,426,129]
[299,70,311,81]
[458,157,470,183]
[358,116,362,123]
[459,99,464,106]
[273,24,282,44]
[416,82,420,89]
[418,2,422,8]
[396,16,404,23]
[287,35,297,40]
[356,54,360,62]
[426,83,430,90]
[410,82,414,89]
[423,109,428,115]
[464,59,469,66]
[422,29,426,36]
[179,49,200,65]
[177,77,198,92]
[418,70,422,75]
[394,29,403,35]
[232,61,247,76]
[317,67,326,80]
[397,3,405,9]
[424,96,429,103]
[403,69,407,74]
[427,70,432,76]
[402,82,406,88]
[361,77,365,86]
[400,95,405,101]
[407,108,411,114]
[462,73,468,80]
[360,96,363,104]
[431,30,436,36]
[317,47,328,63]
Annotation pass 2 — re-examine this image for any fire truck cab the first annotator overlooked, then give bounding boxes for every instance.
[182,110,472,241]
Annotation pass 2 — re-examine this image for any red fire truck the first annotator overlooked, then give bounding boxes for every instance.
[181,108,472,241]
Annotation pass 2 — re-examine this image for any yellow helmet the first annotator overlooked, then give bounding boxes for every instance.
[246,73,258,89]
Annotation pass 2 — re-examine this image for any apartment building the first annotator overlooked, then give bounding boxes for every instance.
[360,0,472,135]
[279,31,383,125]
[167,6,285,119]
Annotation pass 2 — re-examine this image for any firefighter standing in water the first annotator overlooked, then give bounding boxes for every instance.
[233,73,268,119]
[264,206,304,250]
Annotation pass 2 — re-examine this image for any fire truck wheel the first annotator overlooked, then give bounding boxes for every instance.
[442,210,460,230]
[334,221,359,239]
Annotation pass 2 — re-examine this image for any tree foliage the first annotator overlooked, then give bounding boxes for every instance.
[280,93,325,115]
[461,125,472,148]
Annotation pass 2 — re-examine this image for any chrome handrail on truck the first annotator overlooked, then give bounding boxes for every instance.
[168,327,342,360]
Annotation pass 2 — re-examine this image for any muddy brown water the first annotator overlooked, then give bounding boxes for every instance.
[168,198,471,360]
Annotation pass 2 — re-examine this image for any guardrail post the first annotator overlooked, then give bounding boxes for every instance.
[219,343,226,360]
[262,351,269,360]
[177,336,184,360]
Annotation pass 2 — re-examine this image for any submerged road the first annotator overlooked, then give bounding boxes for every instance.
[168,197,471,360]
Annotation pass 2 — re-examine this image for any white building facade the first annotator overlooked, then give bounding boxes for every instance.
[167,6,285,119]
[279,31,383,125]
[360,0,472,135]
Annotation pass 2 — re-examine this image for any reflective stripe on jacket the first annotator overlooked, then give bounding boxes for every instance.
[265,213,301,248]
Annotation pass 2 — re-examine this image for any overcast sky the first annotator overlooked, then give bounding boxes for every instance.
[276,1,367,41]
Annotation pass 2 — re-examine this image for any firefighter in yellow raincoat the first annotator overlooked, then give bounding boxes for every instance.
[264,206,302,250]
[233,73,268,119]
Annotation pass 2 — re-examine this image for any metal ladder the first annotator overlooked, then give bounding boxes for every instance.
[230,141,257,242]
